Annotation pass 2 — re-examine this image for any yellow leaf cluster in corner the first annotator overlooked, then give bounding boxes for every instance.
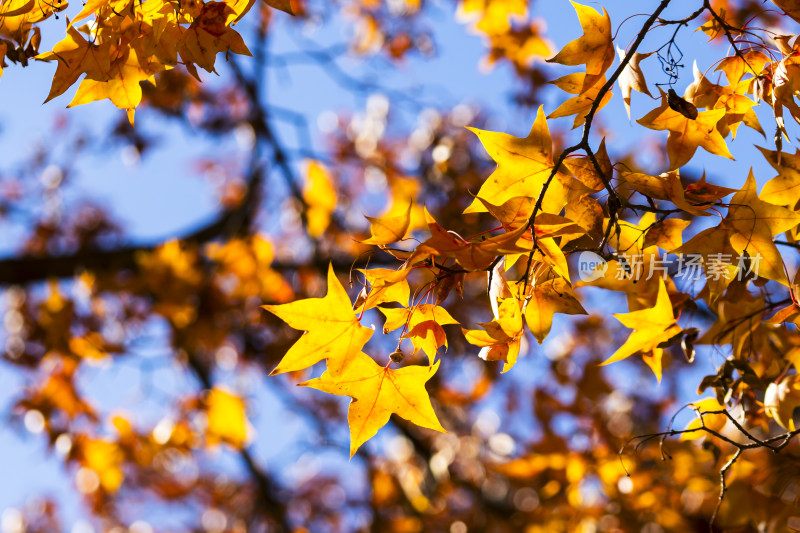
[32,0,274,123]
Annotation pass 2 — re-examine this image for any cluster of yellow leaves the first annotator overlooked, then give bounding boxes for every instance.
[264,265,447,456]
[0,0,295,122]
[265,0,800,454]
[456,0,551,71]
[66,389,252,498]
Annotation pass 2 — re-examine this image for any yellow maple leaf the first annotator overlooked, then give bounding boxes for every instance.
[765,374,800,430]
[525,278,586,344]
[484,23,552,69]
[263,264,373,375]
[616,48,653,119]
[715,50,771,86]
[637,88,733,170]
[758,146,800,208]
[37,25,112,103]
[548,73,612,129]
[545,1,614,94]
[300,351,446,457]
[478,197,584,243]
[457,0,527,36]
[603,278,682,381]
[70,0,132,27]
[178,1,252,74]
[464,106,573,215]
[643,218,691,251]
[620,169,729,217]
[361,203,412,245]
[68,47,158,124]
[725,169,800,285]
[671,225,738,303]
[562,138,611,191]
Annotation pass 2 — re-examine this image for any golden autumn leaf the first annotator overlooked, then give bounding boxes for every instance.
[206,387,252,448]
[616,47,653,119]
[457,0,527,36]
[463,297,524,372]
[69,0,132,27]
[562,138,611,191]
[758,146,800,208]
[465,106,574,215]
[766,266,800,326]
[264,0,294,14]
[78,437,125,492]
[766,302,800,327]
[765,375,800,430]
[770,54,800,142]
[303,160,337,238]
[300,351,445,457]
[355,267,410,310]
[681,397,728,441]
[68,48,158,124]
[637,88,733,170]
[620,170,730,217]
[484,22,553,69]
[178,1,252,74]
[361,203,412,245]
[0,0,65,44]
[603,278,681,381]
[535,236,571,282]
[381,303,459,364]
[643,218,691,251]
[672,225,737,302]
[69,332,111,360]
[479,196,535,229]
[525,278,586,344]
[34,365,95,419]
[479,197,584,242]
[725,169,800,285]
[263,264,373,375]
[548,73,612,129]
[684,173,736,205]
[715,50,771,86]
[546,1,614,94]
[37,26,112,103]
[408,208,528,271]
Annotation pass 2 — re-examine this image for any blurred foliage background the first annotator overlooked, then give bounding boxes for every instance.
[1,0,800,532]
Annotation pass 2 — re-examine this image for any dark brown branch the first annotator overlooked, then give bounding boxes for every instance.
[622,404,800,533]
[521,0,676,288]
[184,346,290,532]
[703,0,759,76]
[709,447,741,533]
